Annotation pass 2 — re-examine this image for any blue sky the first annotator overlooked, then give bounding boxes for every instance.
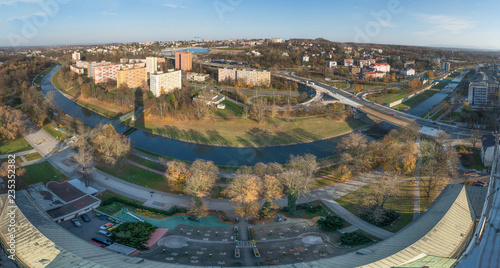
[0,0,498,49]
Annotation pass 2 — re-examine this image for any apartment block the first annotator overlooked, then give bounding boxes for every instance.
[237,69,271,86]
[175,52,192,71]
[93,63,120,84]
[372,62,391,73]
[70,65,85,75]
[326,61,337,68]
[117,67,147,89]
[344,59,354,66]
[72,51,80,62]
[218,68,270,86]
[149,70,182,97]
[146,57,158,74]
[468,82,488,107]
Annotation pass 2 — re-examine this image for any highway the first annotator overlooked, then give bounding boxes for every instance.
[278,71,474,137]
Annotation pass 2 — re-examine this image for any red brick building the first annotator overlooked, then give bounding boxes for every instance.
[175,52,193,71]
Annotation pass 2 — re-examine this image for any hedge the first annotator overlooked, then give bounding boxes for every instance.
[101,196,187,216]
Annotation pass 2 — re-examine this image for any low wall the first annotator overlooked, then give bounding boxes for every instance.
[387,84,433,108]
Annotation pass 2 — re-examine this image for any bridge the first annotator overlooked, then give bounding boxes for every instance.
[279,72,473,137]
[407,75,461,84]
[110,107,143,126]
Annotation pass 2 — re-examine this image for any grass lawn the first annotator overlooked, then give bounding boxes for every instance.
[128,154,166,172]
[24,152,42,161]
[43,124,71,141]
[336,180,415,233]
[0,138,33,155]
[97,164,166,192]
[215,100,244,117]
[394,87,442,111]
[21,161,68,187]
[419,179,446,212]
[431,109,446,121]
[95,190,144,215]
[136,115,367,147]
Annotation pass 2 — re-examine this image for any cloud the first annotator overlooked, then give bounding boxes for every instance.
[6,11,46,21]
[414,14,476,36]
[164,4,186,9]
[99,11,118,16]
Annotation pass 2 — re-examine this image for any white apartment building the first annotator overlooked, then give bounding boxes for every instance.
[146,57,158,74]
[372,63,391,73]
[344,59,354,66]
[326,61,337,68]
[72,51,80,62]
[468,82,488,107]
[401,68,416,76]
[149,70,181,97]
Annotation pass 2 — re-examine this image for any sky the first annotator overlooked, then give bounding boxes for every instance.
[0,0,499,50]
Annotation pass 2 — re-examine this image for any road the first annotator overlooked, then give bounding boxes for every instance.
[279,72,475,137]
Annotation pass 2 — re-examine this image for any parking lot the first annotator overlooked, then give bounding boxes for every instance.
[59,210,117,244]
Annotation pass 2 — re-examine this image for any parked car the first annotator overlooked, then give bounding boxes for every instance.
[71,219,82,228]
[92,236,112,246]
[98,230,112,237]
[100,222,114,230]
[80,214,91,222]
[474,180,487,187]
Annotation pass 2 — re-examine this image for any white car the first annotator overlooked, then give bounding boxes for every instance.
[98,230,112,237]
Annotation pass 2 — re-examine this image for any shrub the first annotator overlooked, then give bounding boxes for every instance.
[340,232,372,246]
[111,222,157,250]
[101,196,187,216]
[360,206,399,227]
[317,215,345,231]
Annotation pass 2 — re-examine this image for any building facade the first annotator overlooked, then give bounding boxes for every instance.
[146,57,158,74]
[93,63,119,84]
[372,62,391,73]
[149,70,182,97]
[326,61,337,68]
[401,68,416,76]
[117,67,147,89]
[468,82,489,107]
[442,62,451,72]
[175,52,193,71]
[72,51,80,61]
[218,68,270,86]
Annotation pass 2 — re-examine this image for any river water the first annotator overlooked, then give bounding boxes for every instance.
[41,65,384,166]
[405,72,466,117]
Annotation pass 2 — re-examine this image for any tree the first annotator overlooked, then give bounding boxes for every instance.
[0,158,26,186]
[369,174,401,209]
[73,142,95,187]
[420,158,448,197]
[426,71,435,79]
[408,78,421,88]
[224,174,261,219]
[91,124,131,166]
[250,98,269,122]
[111,222,157,250]
[280,154,318,215]
[317,215,345,231]
[164,161,191,192]
[0,106,27,141]
[468,129,481,149]
[184,159,219,216]
[337,133,368,157]
[192,99,209,120]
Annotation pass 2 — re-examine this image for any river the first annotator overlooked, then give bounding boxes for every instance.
[405,71,467,117]
[41,65,386,166]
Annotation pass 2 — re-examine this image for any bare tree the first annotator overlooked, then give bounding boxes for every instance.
[250,98,269,122]
[468,129,481,149]
[369,174,401,208]
[280,154,318,215]
[192,99,209,120]
[74,143,95,187]
[420,158,449,197]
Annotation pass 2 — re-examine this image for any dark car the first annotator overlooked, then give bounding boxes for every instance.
[71,218,82,228]
[81,214,91,222]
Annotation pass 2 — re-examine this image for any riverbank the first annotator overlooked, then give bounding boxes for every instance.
[135,115,368,147]
[51,69,132,119]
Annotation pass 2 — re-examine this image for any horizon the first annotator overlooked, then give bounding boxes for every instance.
[1,0,499,50]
